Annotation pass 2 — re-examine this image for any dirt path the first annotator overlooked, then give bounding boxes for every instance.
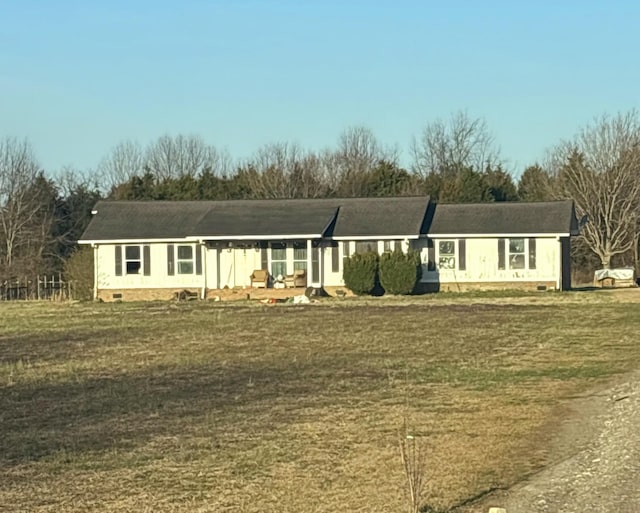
[474,371,640,512]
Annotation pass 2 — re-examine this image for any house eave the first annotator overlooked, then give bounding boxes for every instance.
[79,238,192,245]
[188,234,324,241]
[332,235,421,240]
[427,232,572,238]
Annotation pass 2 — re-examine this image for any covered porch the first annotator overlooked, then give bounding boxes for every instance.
[201,238,324,290]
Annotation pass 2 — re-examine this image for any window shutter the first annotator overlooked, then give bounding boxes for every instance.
[343,241,350,257]
[115,245,123,276]
[458,239,466,271]
[498,239,506,270]
[167,244,175,276]
[427,240,435,271]
[143,245,151,276]
[394,240,402,252]
[528,238,536,270]
[312,246,320,282]
[260,247,268,269]
[331,243,339,272]
[195,245,202,275]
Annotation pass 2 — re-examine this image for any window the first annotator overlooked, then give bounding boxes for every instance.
[383,240,402,253]
[355,240,377,253]
[293,241,307,271]
[177,245,194,274]
[125,245,141,274]
[271,242,287,278]
[499,238,536,270]
[508,238,525,269]
[438,240,456,270]
[167,244,201,276]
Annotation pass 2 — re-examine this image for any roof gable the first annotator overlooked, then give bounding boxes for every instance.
[328,197,430,237]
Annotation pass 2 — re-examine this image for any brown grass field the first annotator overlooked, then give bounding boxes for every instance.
[1,289,639,512]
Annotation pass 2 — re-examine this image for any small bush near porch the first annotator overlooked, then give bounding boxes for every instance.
[378,248,422,295]
[342,251,379,295]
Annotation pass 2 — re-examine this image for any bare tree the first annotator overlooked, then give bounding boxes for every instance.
[550,111,640,269]
[97,140,145,191]
[145,134,230,179]
[241,143,330,199]
[412,111,501,177]
[0,138,52,278]
[334,126,397,196]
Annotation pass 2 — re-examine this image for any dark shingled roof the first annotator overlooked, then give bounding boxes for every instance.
[428,200,578,235]
[80,201,212,240]
[329,196,431,237]
[80,197,432,241]
[193,200,338,237]
[80,198,578,242]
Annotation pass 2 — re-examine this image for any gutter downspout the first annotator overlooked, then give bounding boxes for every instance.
[200,240,207,299]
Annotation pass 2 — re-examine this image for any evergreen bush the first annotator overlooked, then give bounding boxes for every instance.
[378,248,422,295]
[343,251,379,295]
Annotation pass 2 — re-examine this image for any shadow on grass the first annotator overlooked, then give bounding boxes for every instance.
[0,328,147,365]
[0,357,383,467]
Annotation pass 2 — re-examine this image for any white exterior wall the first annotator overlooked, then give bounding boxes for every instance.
[415,236,561,287]
[321,243,343,287]
[95,236,563,293]
[95,242,205,290]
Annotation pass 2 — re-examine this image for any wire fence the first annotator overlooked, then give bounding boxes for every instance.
[0,275,77,301]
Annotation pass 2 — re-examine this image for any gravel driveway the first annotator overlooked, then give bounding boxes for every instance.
[482,371,640,512]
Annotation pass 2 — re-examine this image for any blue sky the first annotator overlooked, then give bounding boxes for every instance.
[1,0,639,176]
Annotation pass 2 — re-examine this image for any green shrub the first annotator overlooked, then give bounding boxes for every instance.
[378,248,422,295]
[63,246,94,300]
[343,251,379,295]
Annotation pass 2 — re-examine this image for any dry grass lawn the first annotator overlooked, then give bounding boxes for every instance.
[1,289,639,512]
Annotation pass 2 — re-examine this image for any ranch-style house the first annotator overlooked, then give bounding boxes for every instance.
[79,197,579,301]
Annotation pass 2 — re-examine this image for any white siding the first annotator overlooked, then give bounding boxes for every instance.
[415,236,561,286]
[96,242,205,290]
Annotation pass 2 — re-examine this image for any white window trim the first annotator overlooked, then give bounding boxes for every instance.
[125,245,142,275]
[177,244,195,275]
[507,238,535,271]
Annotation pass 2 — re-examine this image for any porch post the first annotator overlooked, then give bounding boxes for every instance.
[307,239,312,286]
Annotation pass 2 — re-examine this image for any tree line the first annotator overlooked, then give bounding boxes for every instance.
[2,110,639,285]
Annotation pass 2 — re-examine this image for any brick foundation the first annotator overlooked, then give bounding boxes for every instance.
[98,280,558,302]
[416,281,557,293]
[97,288,203,302]
[98,286,310,302]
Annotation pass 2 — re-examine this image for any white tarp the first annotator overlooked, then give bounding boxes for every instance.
[594,268,635,281]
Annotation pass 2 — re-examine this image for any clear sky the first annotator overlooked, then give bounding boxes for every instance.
[2,0,639,176]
